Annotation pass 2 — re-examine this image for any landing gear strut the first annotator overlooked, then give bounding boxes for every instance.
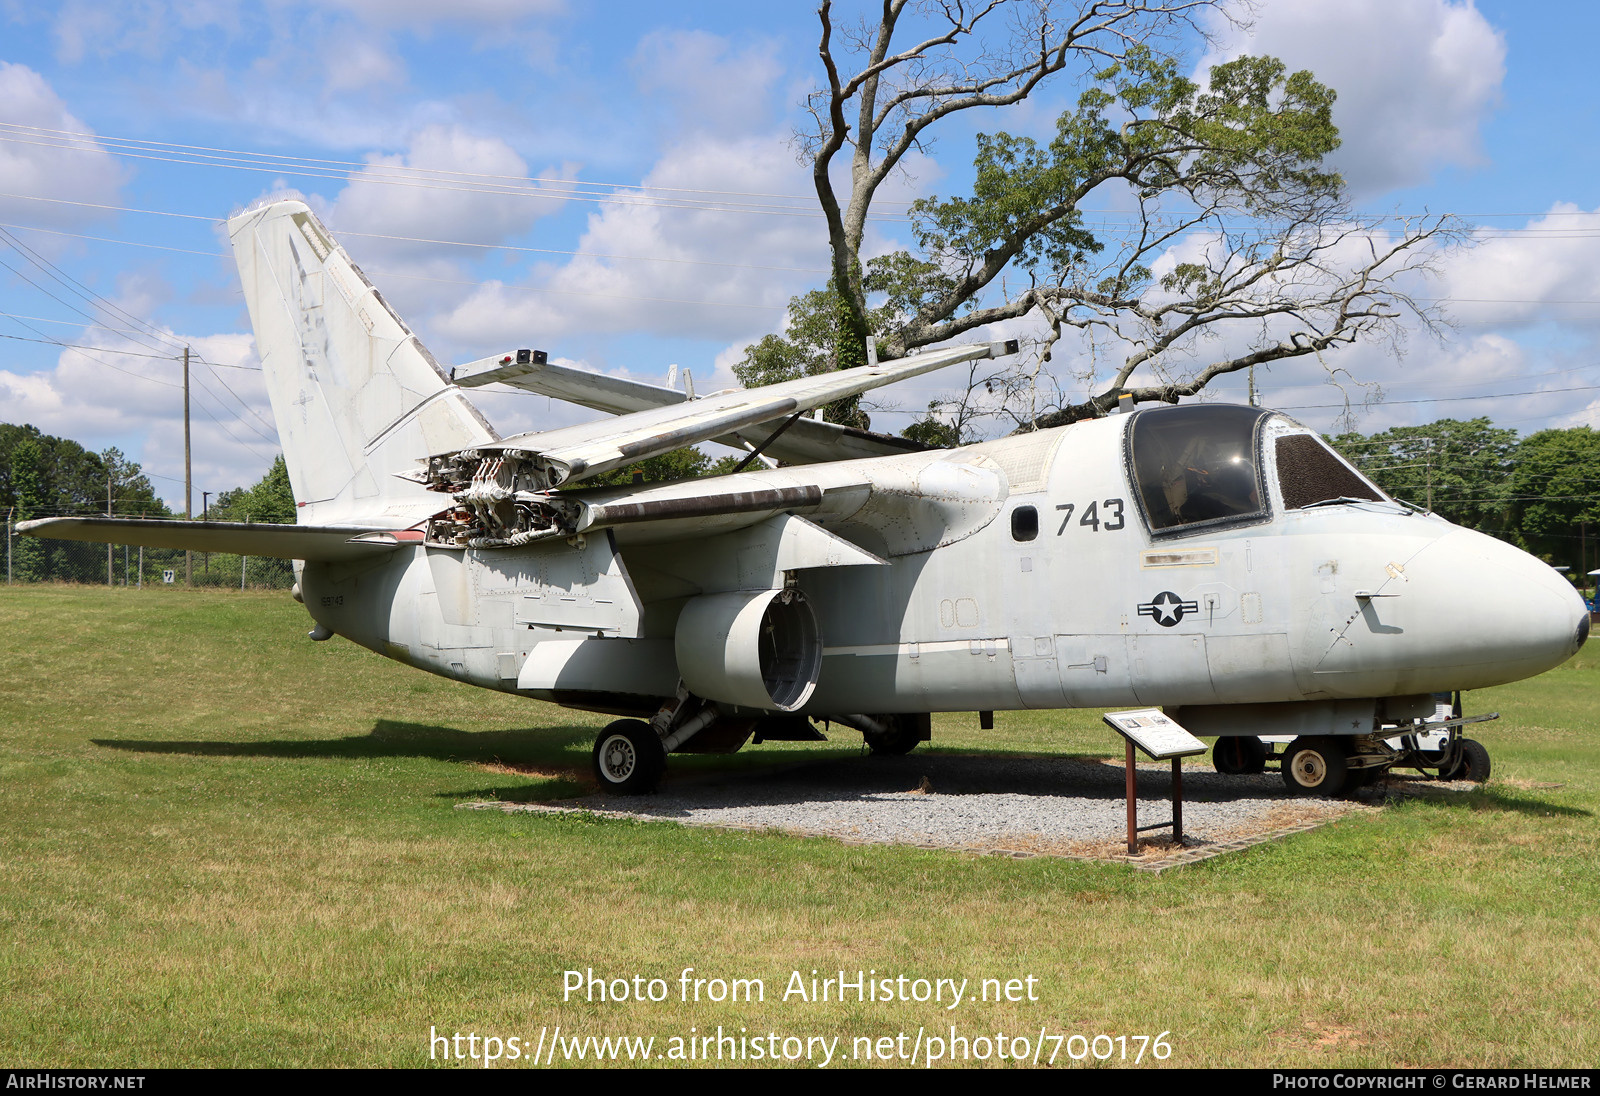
[590,684,726,796]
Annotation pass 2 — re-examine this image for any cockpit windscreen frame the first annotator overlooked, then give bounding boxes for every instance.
[1124,404,1274,540]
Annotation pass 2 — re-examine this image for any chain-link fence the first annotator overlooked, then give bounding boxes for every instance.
[3,522,295,589]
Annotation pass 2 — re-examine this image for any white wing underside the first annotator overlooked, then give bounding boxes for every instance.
[451,341,1013,486]
[454,355,937,466]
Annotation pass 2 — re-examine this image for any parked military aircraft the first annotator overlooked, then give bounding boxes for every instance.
[21,200,1589,796]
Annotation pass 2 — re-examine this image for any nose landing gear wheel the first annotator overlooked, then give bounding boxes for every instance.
[592,719,666,795]
[1439,738,1491,783]
[1281,736,1350,796]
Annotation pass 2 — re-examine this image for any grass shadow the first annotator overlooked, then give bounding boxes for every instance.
[1378,778,1592,818]
[93,719,597,770]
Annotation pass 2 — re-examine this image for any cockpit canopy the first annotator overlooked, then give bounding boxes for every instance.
[1127,404,1386,537]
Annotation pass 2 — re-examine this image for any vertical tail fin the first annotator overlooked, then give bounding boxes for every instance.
[228,199,498,527]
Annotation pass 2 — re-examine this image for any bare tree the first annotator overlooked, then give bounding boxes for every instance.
[777,0,1457,434]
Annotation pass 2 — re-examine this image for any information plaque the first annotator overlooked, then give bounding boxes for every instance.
[1102,708,1207,760]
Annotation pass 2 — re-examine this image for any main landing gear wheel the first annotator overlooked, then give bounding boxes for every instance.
[1347,763,1385,789]
[1281,736,1350,797]
[1213,736,1268,775]
[591,719,666,795]
[1439,738,1492,783]
[864,714,928,757]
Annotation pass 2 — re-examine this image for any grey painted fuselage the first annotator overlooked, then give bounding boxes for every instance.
[300,410,1586,724]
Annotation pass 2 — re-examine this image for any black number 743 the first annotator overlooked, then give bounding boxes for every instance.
[1056,499,1125,534]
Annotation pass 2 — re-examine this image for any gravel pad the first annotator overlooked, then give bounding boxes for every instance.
[473,753,1374,864]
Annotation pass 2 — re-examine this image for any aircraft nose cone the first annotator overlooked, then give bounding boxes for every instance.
[1417,528,1588,683]
[1310,527,1586,696]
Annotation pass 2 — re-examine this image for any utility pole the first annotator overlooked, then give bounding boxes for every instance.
[106,473,113,587]
[184,346,192,587]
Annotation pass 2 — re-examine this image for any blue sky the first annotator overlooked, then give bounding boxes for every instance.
[1,0,1597,509]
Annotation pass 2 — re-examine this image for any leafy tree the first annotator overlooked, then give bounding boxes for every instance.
[900,409,963,449]
[734,288,902,429]
[0,424,168,519]
[1330,419,1518,534]
[9,437,46,580]
[573,446,729,489]
[785,1,1454,430]
[1511,427,1600,567]
[210,456,296,524]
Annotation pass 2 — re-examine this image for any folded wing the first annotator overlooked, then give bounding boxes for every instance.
[452,340,1016,488]
[454,353,934,466]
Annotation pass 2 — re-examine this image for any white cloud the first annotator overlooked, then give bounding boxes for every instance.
[1202,0,1505,198]
[1439,204,1600,329]
[312,124,575,323]
[330,124,561,248]
[317,0,563,27]
[0,322,276,511]
[0,63,126,228]
[319,30,406,93]
[433,134,829,353]
[49,0,167,63]
[630,30,783,138]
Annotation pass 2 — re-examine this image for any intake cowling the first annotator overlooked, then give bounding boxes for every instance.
[674,588,822,712]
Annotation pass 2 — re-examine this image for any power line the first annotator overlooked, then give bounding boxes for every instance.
[0,227,277,438]
[0,121,918,209]
[0,221,226,258]
[0,127,905,223]
[1280,385,1600,411]
[0,200,835,276]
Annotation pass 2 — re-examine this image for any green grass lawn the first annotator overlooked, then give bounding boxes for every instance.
[1,584,1595,1068]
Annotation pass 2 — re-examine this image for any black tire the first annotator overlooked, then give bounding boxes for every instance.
[1213,735,1268,775]
[864,713,928,756]
[591,719,666,795]
[1441,738,1492,783]
[1347,763,1384,789]
[1281,736,1350,796]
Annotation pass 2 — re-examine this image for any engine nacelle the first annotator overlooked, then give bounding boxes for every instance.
[674,588,822,712]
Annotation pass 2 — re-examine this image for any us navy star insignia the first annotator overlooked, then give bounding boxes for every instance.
[1138,590,1199,627]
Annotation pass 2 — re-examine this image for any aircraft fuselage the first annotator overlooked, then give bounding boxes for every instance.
[298,408,1587,729]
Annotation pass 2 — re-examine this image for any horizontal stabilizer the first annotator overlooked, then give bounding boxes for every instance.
[480,339,1016,485]
[454,354,931,465]
[16,517,419,562]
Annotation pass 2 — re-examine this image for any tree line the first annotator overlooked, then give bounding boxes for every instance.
[1330,419,1600,572]
[1,423,295,586]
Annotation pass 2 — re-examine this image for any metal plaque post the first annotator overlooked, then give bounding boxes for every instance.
[1103,709,1208,856]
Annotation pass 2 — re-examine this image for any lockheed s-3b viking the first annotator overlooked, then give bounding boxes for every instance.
[22,201,1589,796]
